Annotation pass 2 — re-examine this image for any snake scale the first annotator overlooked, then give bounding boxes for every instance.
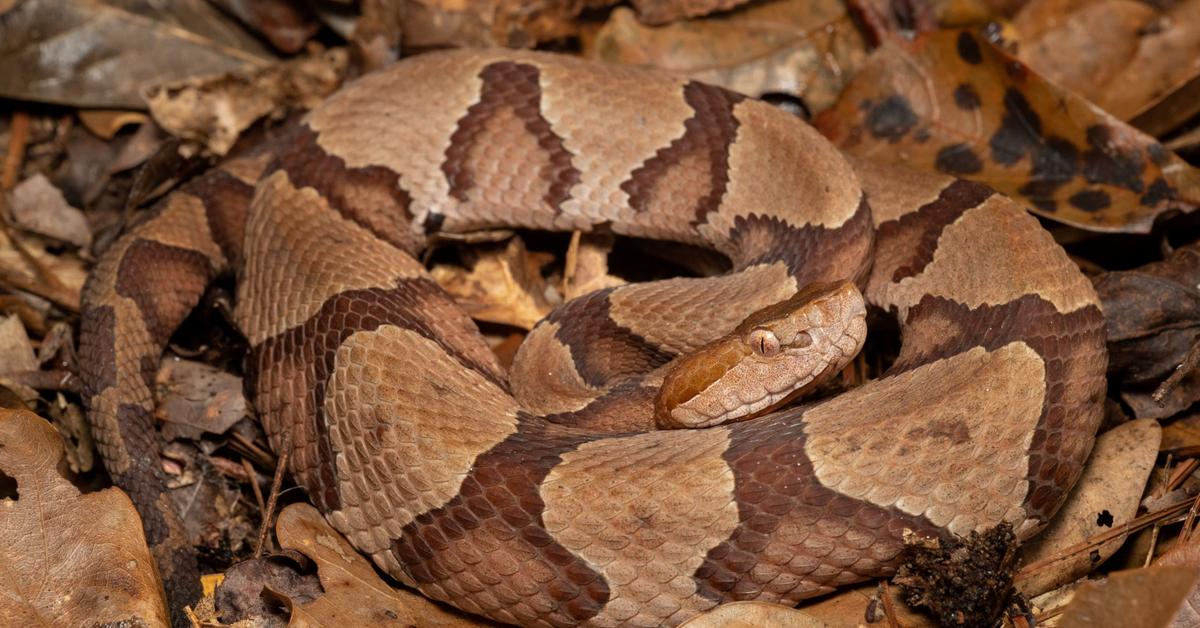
[79,47,1107,626]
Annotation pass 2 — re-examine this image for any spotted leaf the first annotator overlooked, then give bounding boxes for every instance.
[814,29,1200,233]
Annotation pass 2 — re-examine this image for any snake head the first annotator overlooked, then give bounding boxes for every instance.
[654,280,867,429]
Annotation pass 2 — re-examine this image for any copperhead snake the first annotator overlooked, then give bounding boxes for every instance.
[78,48,1108,627]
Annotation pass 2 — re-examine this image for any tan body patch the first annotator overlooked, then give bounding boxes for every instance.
[324,326,519,562]
[804,342,1045,535]
[541,428,739,626]
[872,195,1100,315]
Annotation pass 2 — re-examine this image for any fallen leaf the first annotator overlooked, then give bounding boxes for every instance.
[1105,0,1200,127]
[630,0,755,25]
[273,503,487,627]
[1013,1,1155,108]
[399,0,587,49]
[145,47,348,155]
[678,600,826,627]
[0,226,86,311]
[430,237,561,330]
[215,551,322,626]
[1094,242,1200,417]
[1155,541,1200,626]
[1162,412,1200,454]
[0,0,274,109]
[0,408,168,625]
[1058,565,1199,627]
[587,1,868,115]
[0,314,38,375]
[814,29,1200,232]
[76,109,150,140]
[208,0,321,54]
[155,357,249,442]
[7,174,92,247]
[797,582,934,626]
[562,232,625,300]
[1018,419,1162,596]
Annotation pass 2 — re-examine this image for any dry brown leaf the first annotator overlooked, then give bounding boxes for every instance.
[76,109,150,140]
[0,408,168,625]
[1155,541,1200,626]
[587,1,868,115]
[274,503,488,627]
[798,582,934,627]
[1162,413,1200,453]
[0,314,37,375]
[400,0,586,49]
[0,227,85,312]
[7,174,92,248]
[1018,419,1162,596]
[1013,0,1159,112]
[1014,0,1200,133]
[431,237,560,330]
[1058,565,1199,627]
[562,232,625,301]
[678,601,826,627]
[155,357,249,442]
[145,47,348,155]
[630,0,755,25]
[0,0,274,109]
[814,29,1200,233]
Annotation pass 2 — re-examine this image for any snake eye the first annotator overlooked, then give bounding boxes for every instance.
[748,328,781,357]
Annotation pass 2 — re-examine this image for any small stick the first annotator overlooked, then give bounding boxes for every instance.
[2,110,30,190]
[880,580,901,628]
[253,429,292,559]
[1018,498,1192,579]
[241,457,267,517]
[1153,339,1200,406]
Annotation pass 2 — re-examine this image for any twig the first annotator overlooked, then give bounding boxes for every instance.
[1154,457,1199,499]
[241,457,267,517]
[880,580,901,628]
[2,110,29,190]
[253,429,292,559]
[1017,498,1193,581]
[1153,339,1200,406]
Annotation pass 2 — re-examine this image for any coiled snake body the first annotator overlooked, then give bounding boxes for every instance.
[79,49,1107,626]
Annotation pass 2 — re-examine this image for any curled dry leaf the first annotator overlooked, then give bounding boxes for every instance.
[0,227,85,312]
[1155,542,1200,626]
[814,30,1200,233]
[145,47,348,155]
[273,503,487,627]
[0,0,273,109]
[1094,242,1200,417]
[630,0,755,25]
[0,409,168,625]
[7,174,92,248]
[1014,0,1200,133]
[155,357,249,442]
[587,1,868,115]
[1017,419,1161,597]
[1057,565,1199,628]
[400,0,587,50]
[796,582,934,627]
[431,237,561,331]
[677,600,826,627]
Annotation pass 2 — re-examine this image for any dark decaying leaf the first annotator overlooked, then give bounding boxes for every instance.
[0,0,274,109]
[814,29,1200,233]
[1094,242,1200,417]
[587,0,868,116]
[207,0,321,54]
